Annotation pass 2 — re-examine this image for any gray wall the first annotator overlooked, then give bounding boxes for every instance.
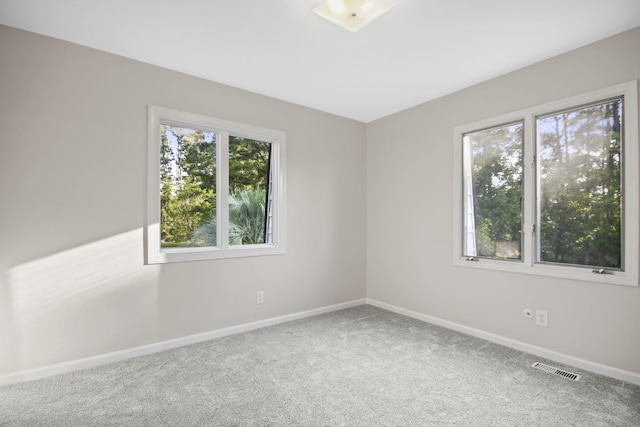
[367,26,640,375]
[0,25,367,375]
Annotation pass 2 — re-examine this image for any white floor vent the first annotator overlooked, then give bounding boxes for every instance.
[532,362,581,381]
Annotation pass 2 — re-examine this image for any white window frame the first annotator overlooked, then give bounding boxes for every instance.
[453,81,638,286]
[146,106,286,264]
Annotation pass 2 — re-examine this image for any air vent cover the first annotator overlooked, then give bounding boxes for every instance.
[532,362,581,381]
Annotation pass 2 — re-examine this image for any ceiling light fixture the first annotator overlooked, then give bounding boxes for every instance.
[313,0,398,33]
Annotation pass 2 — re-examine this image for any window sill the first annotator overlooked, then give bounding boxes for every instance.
[453,257,637,287]
[147,245,286,264]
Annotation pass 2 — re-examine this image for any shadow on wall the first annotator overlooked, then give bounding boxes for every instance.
[2,229,159,374]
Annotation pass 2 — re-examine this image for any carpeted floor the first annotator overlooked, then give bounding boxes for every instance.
[1,305,639,426]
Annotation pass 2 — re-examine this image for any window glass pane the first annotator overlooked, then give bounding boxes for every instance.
[228,136,272,246]
[463,122,523,259]
[160,125,216,248]
[537,98,622,269]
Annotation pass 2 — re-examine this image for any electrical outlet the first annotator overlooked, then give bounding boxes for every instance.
[256,291,265,305]
[535,309,548,327]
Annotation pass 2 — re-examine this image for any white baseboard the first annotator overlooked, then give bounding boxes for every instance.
[0,299,367,386]
[366,298,640,386]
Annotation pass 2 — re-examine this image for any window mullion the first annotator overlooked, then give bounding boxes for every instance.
[269,143,280,246]
[522,114,536,267]
[218,131,230,250]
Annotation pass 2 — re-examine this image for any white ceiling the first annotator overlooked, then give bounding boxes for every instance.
[1,0,639,122]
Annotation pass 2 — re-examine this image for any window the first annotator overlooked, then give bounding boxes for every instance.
[537,100,623,269]
[453,81,638,286]
[147,106,286,264]
[463,121,524,261]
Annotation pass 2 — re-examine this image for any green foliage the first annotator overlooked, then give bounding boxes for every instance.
[228,188,267,245]
[163,181,214,244]
[538,100,621,268]
[159,127,271,248]
[468,123,523,259]
[193,187,267,246]
[192,216,217,247]
[229,136,270,194]
[160,125,216,247]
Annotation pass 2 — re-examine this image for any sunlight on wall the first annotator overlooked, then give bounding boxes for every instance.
[6,229,158,370]
[9,229,145,323]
